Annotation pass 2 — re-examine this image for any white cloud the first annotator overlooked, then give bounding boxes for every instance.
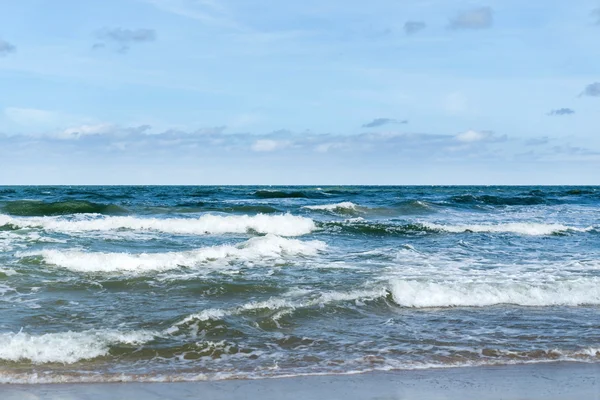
[251,139,287,152]
[0,125,515,162]
[57,123,115,140]
[455,130,489,143]
[448,7,493,30]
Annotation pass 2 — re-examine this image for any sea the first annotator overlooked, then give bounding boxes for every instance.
[0,186,598,383]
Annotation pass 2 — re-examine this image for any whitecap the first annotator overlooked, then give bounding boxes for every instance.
[389,278,600,307]
[0,329,156,364]
[0,213,316,237]
[422,222,594,236]
[26,234,326,274]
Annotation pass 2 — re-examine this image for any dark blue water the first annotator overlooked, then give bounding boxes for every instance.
[0,186,599,383]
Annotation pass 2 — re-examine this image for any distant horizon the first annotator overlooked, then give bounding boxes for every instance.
[2,183,600,187]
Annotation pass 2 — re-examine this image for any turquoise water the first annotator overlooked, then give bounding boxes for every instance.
[0,186,599,383]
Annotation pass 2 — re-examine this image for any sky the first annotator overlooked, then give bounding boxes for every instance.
[0,0,599,184]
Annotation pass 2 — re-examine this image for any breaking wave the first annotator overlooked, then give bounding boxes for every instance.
[0,329,155,364]
[422,222,595,235]
[28,234,326,274]
[323,220,595,236]
[303,202,360,215]
[0,213,316,237]
[389,278,600,308]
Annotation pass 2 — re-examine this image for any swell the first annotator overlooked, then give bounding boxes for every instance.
[303,201,434,217]
[253,190,326,199]
[2,200,128,216]
[198,204,281,214]
[321,220,596,236]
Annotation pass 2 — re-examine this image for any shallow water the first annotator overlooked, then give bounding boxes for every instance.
[0,186,598,383]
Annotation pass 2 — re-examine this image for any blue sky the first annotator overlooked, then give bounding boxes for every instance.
[0,0,599,184]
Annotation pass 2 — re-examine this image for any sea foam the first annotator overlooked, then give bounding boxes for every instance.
[172,287,387,331]
[0,213,316,237]
[422,222,594,236]
[0,329,155,364]
[303,202,360,212]
[31,234,326,274]
[389,278,600,307]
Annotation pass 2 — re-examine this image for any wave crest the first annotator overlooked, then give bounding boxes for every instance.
[29,234,326,274]
[0,329,155,364]
[389,279,600,308]
[0,213,316,237]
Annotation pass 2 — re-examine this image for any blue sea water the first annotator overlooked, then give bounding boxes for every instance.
[0,186,598,383]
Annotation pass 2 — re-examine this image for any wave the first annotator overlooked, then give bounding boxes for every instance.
[322,220,594,236]
[0,213,316,237]
[28,234,326,274]
[321,220,422,236]
[173,277,600,318]
[0,329,155,364]
[422,222,595,236]
[303,202,360,215]
[171,287,388,332]
[202,205,281,214]
[447,194,551,206]
[389,278,600,307]
[393,200,435,214]
[254,190,325,199]
[0,347,597,384]
[2,200,128,216]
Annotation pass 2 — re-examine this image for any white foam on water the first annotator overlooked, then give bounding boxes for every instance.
[303,202,359,212]
[173,287,388,330]
[0,267,18,276]
[389,278,600,307]
[0,213,316,237]
[422,222,594,236]
[0,329,156,364]
[27,234,326,274]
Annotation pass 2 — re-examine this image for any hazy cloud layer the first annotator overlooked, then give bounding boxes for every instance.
[548,108,575,116]
[93,28,156,53]
[1,125,505,161]
[0,39,16,56]
[404,21,426,35]
[525,137,550,146]
[362,118,408,128]
[580,82,600,97]
[448,7,493,30]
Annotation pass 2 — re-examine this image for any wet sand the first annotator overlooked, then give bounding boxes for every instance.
[1,362,598,400]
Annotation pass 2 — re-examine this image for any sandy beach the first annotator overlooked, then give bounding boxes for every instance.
[1,362,598,400]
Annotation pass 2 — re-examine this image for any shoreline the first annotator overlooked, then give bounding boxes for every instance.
[1,362,598,399]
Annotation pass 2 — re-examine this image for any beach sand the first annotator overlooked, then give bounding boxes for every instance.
[1,362,598,400]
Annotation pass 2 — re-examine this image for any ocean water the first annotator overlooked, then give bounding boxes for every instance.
[0,186,598,383]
